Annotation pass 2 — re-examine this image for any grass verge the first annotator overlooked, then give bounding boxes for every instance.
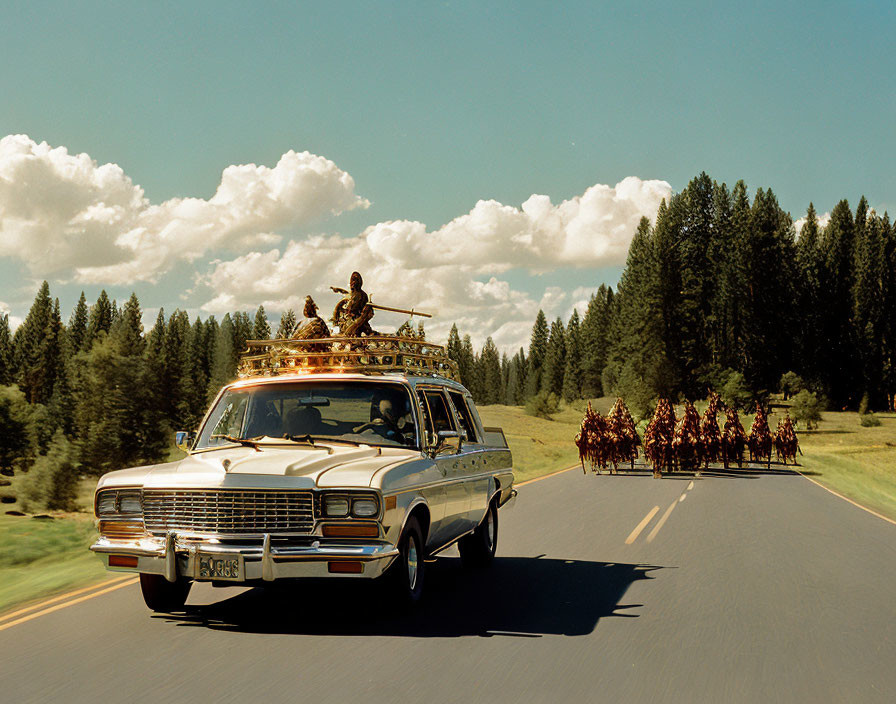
[0,512,107,615]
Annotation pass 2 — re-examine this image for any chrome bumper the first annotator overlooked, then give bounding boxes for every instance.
[90,534,399,582]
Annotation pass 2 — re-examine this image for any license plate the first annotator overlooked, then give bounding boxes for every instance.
[196,553,243,581]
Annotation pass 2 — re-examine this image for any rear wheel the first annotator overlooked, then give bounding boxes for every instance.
[139,573,192,612]
[459,500,498,567]
[389,516,425,603]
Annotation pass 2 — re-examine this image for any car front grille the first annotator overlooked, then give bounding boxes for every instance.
[142,489,315,535]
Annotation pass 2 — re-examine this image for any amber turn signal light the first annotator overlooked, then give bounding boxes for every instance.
[328,561,363,574]
[322,523,379,538]
[108,555,138,568]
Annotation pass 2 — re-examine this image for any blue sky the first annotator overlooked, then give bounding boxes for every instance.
[1,1,894,349]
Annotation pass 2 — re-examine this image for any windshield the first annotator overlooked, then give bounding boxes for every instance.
[195,380,418,450]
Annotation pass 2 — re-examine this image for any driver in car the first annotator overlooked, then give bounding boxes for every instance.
[355,398,409,444]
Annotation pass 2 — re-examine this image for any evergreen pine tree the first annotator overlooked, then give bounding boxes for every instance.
[562,309,582,401]
[208,314,236,401]
[45,298,73,440]
[795,203,825,387]
[881,214,896,410]
[525,310,549,398]
[231,311,252,364]
[446,324,462,367]
[606,215,672,415]
[178,317,209,428]
[541,318,566,396]
[84,290,113,350]
[164,310,192,428]
[252,305,271,340]
[820,200,858,405]
[143,309,169,440]
[0,314,12,386]
[277,309,297,338]
[853,212,885,406]
[478,337,503,405]
[113,293,145,357]
[739,187,797,392]
[457,335,480,399]
[512,349,527,405]
[580,286,615,397]
[69,292,89,352]
[12,281,59,406]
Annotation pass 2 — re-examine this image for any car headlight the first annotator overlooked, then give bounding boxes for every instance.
[351,498,378,518]
[323,496,350,517]
[96,489,143,518]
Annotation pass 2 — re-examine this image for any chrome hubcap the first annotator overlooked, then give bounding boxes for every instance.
[407,539,418,590]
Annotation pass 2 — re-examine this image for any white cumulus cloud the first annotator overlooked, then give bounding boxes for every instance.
[200,176,670,350]
[0,135,368,283]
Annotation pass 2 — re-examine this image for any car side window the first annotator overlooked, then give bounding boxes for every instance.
[448,391,478,442]
[422,390,455,434]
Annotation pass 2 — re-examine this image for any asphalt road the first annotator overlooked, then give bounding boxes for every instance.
[2,464,895,703]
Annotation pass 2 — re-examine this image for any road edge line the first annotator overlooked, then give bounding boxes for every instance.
[516,464,579,487]
[0,578,139,632]
[0,574,134,624]
[795,469,896,527]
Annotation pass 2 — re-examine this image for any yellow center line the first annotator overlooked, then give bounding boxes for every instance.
[0,575,134,624]
[646,499,678,543]
[0,578,138,633]
[679,493,687,502]
[625,505,660,544]
[687,481,695,490]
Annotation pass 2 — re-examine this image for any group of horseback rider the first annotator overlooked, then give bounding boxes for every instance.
[577,395,802,478]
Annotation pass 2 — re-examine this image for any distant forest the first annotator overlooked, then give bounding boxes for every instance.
[448,173,896,417]
[1,172,894,508]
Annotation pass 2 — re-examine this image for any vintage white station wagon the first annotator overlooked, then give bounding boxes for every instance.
[91,336,515,611]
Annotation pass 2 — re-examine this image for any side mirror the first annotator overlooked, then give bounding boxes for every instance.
[175,431,195,452]
[431,429,462,456]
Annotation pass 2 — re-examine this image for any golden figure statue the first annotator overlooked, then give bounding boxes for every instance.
[292,296,331,343]
[331,271,376,337]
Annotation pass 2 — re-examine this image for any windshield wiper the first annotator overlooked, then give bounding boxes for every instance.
[211,434,263,452]
[281,434,334,453]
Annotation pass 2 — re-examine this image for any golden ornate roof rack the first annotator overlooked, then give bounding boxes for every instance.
[238,336,460,382]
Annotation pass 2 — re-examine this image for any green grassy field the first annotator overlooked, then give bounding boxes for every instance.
[0,508,107,614]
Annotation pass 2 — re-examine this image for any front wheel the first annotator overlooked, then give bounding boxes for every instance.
[139,573,192,612]
[459,501,498,568]
[389,516,425,604]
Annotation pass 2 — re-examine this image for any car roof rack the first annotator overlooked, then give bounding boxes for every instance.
[238,336,461,382]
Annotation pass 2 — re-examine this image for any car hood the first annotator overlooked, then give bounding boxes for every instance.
[97,443,415,491]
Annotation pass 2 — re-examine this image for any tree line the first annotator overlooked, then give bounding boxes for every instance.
[0,286,297,508]
[448,173,896,417]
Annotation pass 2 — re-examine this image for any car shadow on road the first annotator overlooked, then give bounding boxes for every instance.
[159,557,663,638]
